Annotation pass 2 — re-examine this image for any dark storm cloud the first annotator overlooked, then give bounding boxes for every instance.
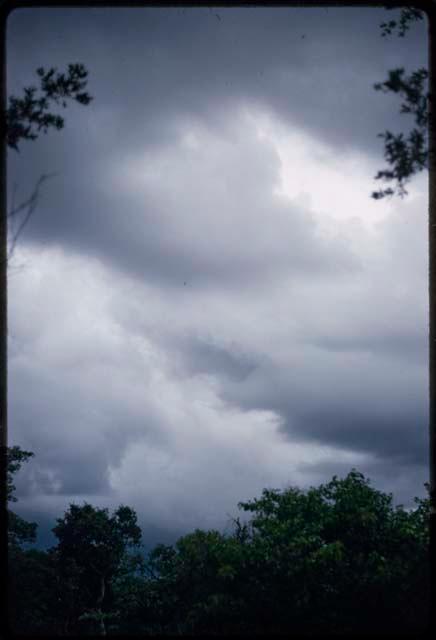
[293,402,427,465]
[218,348,427,466]
[7,6,427,261]
[7,100,361,290]
[308,331,426,364]
[7,6,427,153]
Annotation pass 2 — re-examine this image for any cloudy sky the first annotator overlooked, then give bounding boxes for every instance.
[7,6,429,549]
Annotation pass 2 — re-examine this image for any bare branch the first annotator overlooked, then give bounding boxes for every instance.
[7,173,56,259]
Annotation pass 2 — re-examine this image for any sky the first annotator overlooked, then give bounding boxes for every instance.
[6,6,429,549]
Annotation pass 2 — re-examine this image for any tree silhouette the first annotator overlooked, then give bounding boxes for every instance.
[372,7,428,199]
[52,503,142,636]
[4,63,92,151]
[7,445,37,548]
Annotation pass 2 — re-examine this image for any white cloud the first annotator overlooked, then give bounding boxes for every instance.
[244,107,396,233]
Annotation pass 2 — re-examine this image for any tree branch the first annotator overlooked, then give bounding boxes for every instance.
[7,173,56,259]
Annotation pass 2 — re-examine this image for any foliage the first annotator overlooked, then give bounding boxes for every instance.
[380,6,424,38]
[7,445,34,502]
[144,529,251,635]
[3,63,92,256]
[139,470,429,635]
[53,503,142,576]
[51,502,142,635]
[8,548,61,635]
[373,8,428,199]
[4,63,92,151]
[235,469,429,634]
[6,447,54,635]
[7,450,429,635]
[7,446,37,548]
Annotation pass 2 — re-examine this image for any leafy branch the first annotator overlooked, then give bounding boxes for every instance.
[373,8,428,199]
[373,67,428,199]
[7,173,56,259]
[380,6,424,38]
[3,63,92,256]
[4,63,92,152]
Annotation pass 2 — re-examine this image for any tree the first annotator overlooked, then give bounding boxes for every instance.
[236,469,430,634]
[373,11,434,631]
[0,66,93,548]
[7,445,37,548]
[4,63,92,152]
[106,552,150,635]
[372,7,428,199]
[8,547,61,635]
[145,529,250,635]
[6,447,60,635]
[140,470,429,635]
[3,63,93,255]
[5,463,430,635]
[51,502,142,636]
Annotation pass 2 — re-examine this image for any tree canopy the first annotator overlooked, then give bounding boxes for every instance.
[6,447,429,635]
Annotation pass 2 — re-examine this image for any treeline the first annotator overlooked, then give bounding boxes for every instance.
[7,447,429,635]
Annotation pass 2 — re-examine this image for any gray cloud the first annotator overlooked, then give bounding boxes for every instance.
[7,6,429,542]
[175,335,257,382]
[8,7,427,154]
[209,346,426,462]
[9,107,361,290]
[308,332,426,363]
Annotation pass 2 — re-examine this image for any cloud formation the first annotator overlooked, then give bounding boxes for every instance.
[7,6,429,545]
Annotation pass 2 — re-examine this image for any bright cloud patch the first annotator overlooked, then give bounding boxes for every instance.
[102,107,360,289]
